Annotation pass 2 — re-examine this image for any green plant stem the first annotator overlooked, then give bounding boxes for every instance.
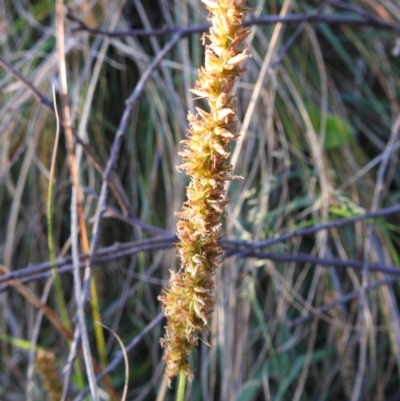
[90,279,108,369]
[176,372,187,401]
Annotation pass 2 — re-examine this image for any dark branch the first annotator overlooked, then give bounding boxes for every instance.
[67,10,400,39]
[1,204,399,289]
[288,277,397,328]
[0,236,176,287]
[224,203,400,258]
[2,207,400,291]
[0,56,54,111]
[235,251,400,276]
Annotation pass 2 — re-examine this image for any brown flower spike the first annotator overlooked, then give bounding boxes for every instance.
[36,349,65,401]
[159,0,250,379]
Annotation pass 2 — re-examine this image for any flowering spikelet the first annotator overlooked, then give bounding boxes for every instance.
[158,0,250,379]
[36,349,65,401]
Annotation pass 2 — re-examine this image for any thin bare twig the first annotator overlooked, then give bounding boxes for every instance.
[325,0,393,26]
[0,56,54,111]
[288,277,397,328]
[66,11,400,39]
[83,188,169,235]
[84,32,183,303]
[0,236,175,286]
[61,325,81,401]
[0,204,399,289]
[2,237,400,294]
[234,251,400,275]
[226,203,400,258]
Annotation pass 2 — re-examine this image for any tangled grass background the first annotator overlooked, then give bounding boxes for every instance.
[1,0,400,400]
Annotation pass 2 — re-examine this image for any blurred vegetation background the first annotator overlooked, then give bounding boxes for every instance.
[1,0,400,400]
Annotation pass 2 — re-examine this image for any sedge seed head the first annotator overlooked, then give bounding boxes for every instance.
[159,0,250,379]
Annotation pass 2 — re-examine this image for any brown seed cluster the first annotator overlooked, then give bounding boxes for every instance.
[159,0,250,379]
[36,349,65,401]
